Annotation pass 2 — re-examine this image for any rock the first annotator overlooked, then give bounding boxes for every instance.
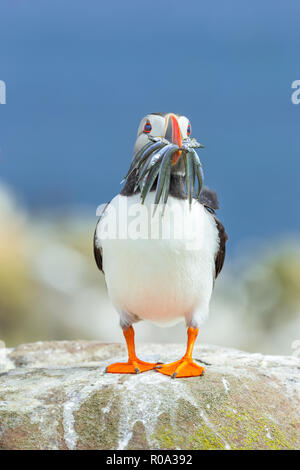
[0,340,299,450]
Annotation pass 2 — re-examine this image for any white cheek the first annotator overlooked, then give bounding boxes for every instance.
[133,133,148,155]
[178,117,190,138]
[149,116,165,137]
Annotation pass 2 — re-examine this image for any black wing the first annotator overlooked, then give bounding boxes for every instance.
[199,187,228,279]
[213,216,228,279]
[93,202,110,274]
[93,225,103,273]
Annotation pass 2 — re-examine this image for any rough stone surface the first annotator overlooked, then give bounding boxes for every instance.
[0,340,299,450]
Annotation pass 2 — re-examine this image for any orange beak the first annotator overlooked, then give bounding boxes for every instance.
[164,114,182,165]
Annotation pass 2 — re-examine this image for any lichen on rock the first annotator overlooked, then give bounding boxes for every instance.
[0,340,299,450]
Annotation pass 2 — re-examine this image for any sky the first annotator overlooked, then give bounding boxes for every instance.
[0,0,299,251]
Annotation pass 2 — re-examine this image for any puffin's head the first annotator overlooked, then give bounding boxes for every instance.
[134,113,190,167]
[123,112,204,209]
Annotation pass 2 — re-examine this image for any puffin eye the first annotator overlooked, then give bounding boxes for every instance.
[143,120,152,133]
[187,124,191,137]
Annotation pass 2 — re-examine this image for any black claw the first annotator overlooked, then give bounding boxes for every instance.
[135,368,140,374]
[172,372,177,379]
[155,365,162,369]
[104,367,108,373]
[195,358,212,366]
[156,361,163,365]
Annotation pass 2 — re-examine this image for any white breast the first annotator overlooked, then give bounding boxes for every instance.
[96,192,219,327]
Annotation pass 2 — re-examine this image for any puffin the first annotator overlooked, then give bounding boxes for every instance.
[94,112,227,378]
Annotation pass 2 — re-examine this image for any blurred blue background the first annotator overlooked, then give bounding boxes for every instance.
[0,1,299,353]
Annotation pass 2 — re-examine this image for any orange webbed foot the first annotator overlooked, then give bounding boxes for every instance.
[155,358,205,378]
[105,359,161,374]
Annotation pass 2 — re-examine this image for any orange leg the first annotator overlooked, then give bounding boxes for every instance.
[105,326,160,374]
[155,327,205,378]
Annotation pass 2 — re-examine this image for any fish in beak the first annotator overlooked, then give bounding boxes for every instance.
[123,113,205,211]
